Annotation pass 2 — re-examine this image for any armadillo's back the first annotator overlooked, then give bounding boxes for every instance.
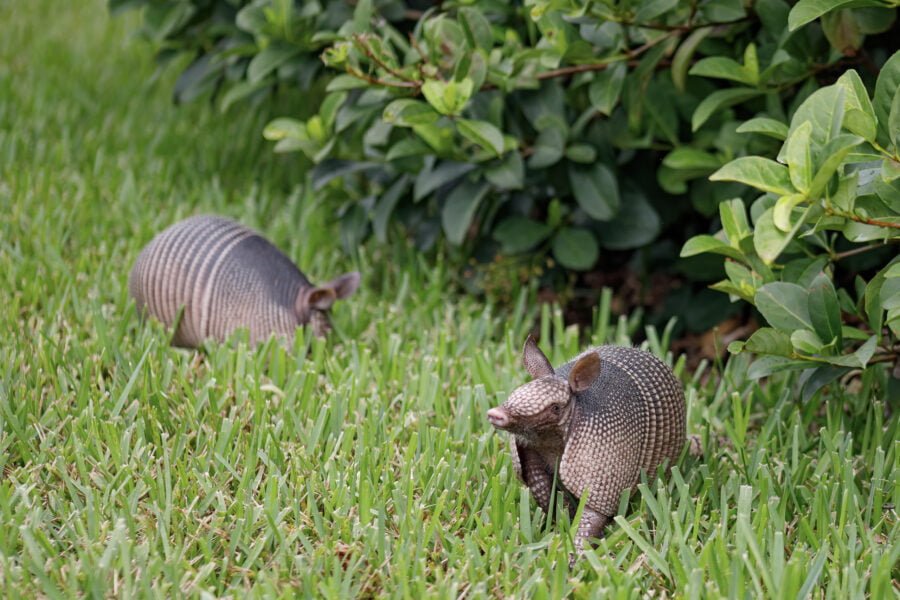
[129,215,305,347]
[555,345,685,516]
[596,346,686,474]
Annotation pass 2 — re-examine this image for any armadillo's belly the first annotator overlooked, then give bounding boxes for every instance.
[128,216,258,347]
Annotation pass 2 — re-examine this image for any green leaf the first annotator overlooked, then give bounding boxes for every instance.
[689,57,756,86]
[753,207,794,264]
[588,64,627,116]
[778,85,845,165]
[773,193,806,232]
[879,270,900,309]
[565,144,597,163]
[785,121,813,193]
[821,9,862,55]
[326,74,369,92]
[663,148,723,171]
[220,80,270,113]
[800,366,851,402]
[263,118,306,141]
[414,161,475,200]
[890,88,900,150]
[791,329,824,354]
[836,70,877,141]
[568,163,620,221]
[872,51,900,145]
[807,134,864,198]
[247,46,300,84]
[745,327,793,356]
[412,123,455,154]
[493,216,552,253]
[710,157,795,195]
[701,0,747,21]
[528,128,566,169]
[484,153,524,190]
[720,198,752,246]
[422,78,474,116]
[552,228,599,270]
[788,0,881,31]
[635,0,679,21]
[441,180,489,245]
[373,176,410,243]
[736,117,789,140]
[818,336,877,367]
[808,272,843,348]
[457,119,504,157]
[671,27,712,91]
[747,356,811,378]
[680,235,746,261]
[692,88,764,131]
[595,188,661,250]
[743,43,759,82]
[755,282,814,331]
[386,137,430,161]
[383,100,441,127]
[458,7,493,51]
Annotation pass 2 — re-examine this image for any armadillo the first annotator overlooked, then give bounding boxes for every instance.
[129,215,360,347]
[486,336,685,555]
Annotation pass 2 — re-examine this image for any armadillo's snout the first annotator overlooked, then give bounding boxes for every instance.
[486,407,510,429]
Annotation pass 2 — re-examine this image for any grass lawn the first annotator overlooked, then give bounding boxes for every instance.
[1,0,898,597]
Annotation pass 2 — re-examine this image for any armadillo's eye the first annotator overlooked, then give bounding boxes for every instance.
[551,404,561,413]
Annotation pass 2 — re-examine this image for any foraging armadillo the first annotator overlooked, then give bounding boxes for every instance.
[486,336,685,553]
[129,215,360,347]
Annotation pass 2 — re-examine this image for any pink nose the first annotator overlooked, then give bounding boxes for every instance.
[486,408,510,428]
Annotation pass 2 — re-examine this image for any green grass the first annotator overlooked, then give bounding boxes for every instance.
[1,1,898,597]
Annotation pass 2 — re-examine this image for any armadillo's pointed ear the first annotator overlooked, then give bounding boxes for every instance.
[305,287,337,311]
[568,352,601,392]
[523,335,554,379]
[326,271,361,300]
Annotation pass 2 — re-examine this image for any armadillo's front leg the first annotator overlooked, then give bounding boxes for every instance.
[570,507,609,565]
[520,449,554,513]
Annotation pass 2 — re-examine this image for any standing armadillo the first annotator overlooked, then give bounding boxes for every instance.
[486,336,685,554]
[129,215,360,347]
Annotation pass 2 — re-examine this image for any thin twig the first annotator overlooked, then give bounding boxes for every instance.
[344,65,419,89]
[353,34,415,83]
[832,241,897,261]
[825,207,900,231]
[536,30,680,81]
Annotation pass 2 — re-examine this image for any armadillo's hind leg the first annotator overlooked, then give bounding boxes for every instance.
[570,508,609,566]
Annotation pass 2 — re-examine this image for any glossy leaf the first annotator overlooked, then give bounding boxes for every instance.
[442,180,489,245]
[552,228,599,270]
[493,216,552,253]
[736,117,789,140]
[589,63,627,115]
[755,282,814,331]
[710,157,795,195]
[692,88,764,131]
[457,119,505,156]
[808,272,843,349]
[568,163,620,221]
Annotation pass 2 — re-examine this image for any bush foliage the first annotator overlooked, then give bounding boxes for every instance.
[113,0,899,388]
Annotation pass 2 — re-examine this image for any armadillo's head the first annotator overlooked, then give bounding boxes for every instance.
[295,271,361,337]
[487,336,602,435]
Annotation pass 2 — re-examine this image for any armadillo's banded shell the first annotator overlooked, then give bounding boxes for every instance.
[129,215,308,347]
[556,346,685,516]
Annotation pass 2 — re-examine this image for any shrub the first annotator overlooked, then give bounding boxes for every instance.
[113,0,899,388]
[683,59,900,398]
